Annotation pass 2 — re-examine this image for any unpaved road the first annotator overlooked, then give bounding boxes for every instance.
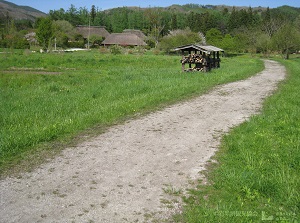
[0,60,286,223]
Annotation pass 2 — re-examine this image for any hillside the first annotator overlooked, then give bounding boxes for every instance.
[0,0,46,21]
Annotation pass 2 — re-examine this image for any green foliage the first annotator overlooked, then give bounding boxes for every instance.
[72,33,85,48]
[219,34,236,53]
[271,23,300,59]
[0,53,262,175]
[179,58,300,222]
[89,35,103,48]
[159,28,202,53]
[90,5,96,22]
[36,17,54,50]
[206,28,222,45]
[255,33,272,55]
[0,19,30,49]
[0,34,30,49]
[110,45,123,54]
[52,20,76,48]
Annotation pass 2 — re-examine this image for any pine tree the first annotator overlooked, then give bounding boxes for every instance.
[91,5,96,23]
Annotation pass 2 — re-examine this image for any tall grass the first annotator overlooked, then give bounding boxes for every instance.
[0,51,263,175]
[179,58,300,222]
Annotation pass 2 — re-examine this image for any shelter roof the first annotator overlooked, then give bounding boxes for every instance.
[174,44,224,54]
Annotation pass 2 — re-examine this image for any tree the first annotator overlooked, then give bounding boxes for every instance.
[109,7,129,32]
[255,32,272,56]
[53,20,75,48]
[49,8,66,21]
[206,28,223,46]
[89,34,103,47]
[144,8,166,47]
[159,28,202,53]
[228,7,239,31]
[36,17,54,51]
[171,14,178,30]
[271,23,300,59]
[91,5,96,22]
[220,34,236,53]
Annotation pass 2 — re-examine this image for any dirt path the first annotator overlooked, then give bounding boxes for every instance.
[0,60,286,223]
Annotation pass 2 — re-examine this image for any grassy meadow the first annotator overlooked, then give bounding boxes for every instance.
[177,57,300,222]
[0,50,264,176]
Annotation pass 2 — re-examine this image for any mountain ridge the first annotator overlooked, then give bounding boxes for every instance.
[0,0,46,21]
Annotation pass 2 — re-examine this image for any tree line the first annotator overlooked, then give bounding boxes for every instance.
[1,4,300,58]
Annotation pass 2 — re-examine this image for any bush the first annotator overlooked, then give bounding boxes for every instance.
[110,45,123,55]
[159,28,202,53]
[67,41,85,48]
[0,36,30,49]
[99,47,109,54]
[15,38,30,49]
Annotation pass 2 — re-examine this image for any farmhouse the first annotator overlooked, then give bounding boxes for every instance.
[174,44,224,72]
[123,29,147,40]
[76,25,110,39]
[102,33,147,46]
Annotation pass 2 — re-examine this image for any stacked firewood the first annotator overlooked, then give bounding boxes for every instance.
[180,54,207,65]
[180,54,208,72]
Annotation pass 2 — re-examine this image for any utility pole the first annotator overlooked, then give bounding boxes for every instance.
[88,17,91,50]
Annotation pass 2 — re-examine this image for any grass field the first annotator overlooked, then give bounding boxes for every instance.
[177,57,300,222]
[0,50,263,176]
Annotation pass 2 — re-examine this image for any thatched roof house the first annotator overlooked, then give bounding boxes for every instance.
[123,29,146,40]
[102,33,147,46]
[76,26,110,39]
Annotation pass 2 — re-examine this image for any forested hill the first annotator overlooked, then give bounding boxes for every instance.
[48,3,300,34]
[0,0,46,21]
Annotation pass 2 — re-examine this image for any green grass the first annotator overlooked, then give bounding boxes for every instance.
[0,50,263,176]
[177,58,300,222]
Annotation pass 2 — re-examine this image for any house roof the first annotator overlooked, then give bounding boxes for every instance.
[123,29,146,40]
[102,33,147,46]
[76,26,110,38]
[174,44,224,54]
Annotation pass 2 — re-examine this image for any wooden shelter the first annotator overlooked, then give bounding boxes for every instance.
[174,44,224,72]
[102,33,147,46]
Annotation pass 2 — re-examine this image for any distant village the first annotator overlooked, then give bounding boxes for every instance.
[25,26,147,51]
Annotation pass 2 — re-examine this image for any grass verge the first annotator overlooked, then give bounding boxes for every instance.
[0,51,263,177]
[176,57,300,222]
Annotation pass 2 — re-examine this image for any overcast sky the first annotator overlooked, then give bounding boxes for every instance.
[8,0,300,13]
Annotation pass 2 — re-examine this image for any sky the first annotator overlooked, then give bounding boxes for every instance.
[8,0,300,13]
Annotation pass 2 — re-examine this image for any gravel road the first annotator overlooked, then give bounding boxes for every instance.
[0,60,286,223]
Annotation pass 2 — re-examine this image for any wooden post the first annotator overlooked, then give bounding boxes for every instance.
[213,52,216,68]
[181,50,185,72]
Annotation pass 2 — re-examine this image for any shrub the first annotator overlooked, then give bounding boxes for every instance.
[159,28,202,53]
[110,45,123,54]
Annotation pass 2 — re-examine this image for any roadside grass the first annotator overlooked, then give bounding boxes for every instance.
[0,51,263,176]
[177,58,300,222]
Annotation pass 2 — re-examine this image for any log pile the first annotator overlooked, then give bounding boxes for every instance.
[180,54,208,72]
